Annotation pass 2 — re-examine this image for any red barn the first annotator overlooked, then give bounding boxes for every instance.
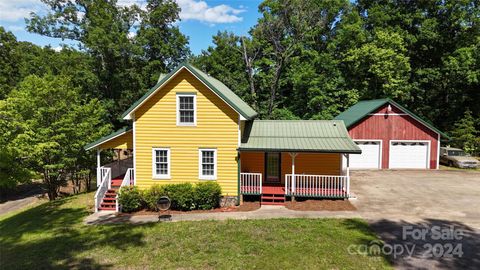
[335,99,449,169]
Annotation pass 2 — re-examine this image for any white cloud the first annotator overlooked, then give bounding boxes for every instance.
[0,0,245,24]
[117,0,144,8]
[176,0,245,24]
[0,0,45,22]
[53,46,62,52]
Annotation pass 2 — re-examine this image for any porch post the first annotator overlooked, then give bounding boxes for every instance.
[96,149,102,187]
[237,152,243,206]
[346,154,350,197]
[289,152,298,201]
[346,154,350,178]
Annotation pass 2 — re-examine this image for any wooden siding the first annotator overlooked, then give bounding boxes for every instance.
[98,131,133,150]
[241,152,341,184]
[134,69,239,195]
[348,104,439,169]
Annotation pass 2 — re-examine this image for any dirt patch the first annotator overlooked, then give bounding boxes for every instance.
[121,201,261,216]
[285,199,356,211]
[236,201,261,212]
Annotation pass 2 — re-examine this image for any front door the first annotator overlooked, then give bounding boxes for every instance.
[265,152,281,183]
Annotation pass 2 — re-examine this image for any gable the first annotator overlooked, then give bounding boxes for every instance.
[335,99,449,139]
[121,63,257,120]
[134,68,238,123]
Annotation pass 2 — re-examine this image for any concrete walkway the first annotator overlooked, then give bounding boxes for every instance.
[84,205,360,225]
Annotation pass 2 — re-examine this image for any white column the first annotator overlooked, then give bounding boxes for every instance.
[289,152,298,196]
[346,154,350,196]
[346,154,350,178]
[96,149,101,187]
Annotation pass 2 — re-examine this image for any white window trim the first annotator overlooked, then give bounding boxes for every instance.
[176,93,197,126]
[152,148,171,179]
[198,148,217,180]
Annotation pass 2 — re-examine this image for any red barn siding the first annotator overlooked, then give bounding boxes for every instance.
[348,104,439,169]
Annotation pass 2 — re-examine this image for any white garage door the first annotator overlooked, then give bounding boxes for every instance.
[389,141,429,169]
[350,141,381,169]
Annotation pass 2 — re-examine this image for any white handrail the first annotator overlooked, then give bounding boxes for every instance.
[240,172,262,195]
[116,168,134,212]
[94,167,111,212]
[285,174,350,198]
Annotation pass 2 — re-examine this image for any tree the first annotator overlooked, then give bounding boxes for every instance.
[2,75,110,200]
[450,110,480,155]
[27,0,190,126]
[137,0,190,86]
[0,100,31,191]
[0,27,21,99]
[343,30,412,101]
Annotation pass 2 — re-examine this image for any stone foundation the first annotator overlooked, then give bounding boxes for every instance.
[220,196,238,207]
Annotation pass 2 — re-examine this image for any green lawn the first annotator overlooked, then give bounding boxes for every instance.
[0,193,391,269]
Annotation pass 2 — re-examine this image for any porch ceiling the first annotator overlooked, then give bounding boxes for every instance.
[239,120,361,153]
[84,127,133,150]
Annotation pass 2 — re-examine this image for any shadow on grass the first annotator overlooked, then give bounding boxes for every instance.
[0,196,151,269]
[368,219,480,270]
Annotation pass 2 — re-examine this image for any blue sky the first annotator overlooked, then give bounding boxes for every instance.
[0,0,262,55]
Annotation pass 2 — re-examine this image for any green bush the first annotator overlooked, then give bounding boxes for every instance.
[118,186,143,213]
[194,182,222,210]
[164,183,196,211]
[126,182,223,212]
[143,184,167,211]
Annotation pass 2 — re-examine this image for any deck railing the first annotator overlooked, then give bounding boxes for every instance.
[285,174,350,198]
[116,168,134,212]
[94,167,111,212]
[240,172,262,195]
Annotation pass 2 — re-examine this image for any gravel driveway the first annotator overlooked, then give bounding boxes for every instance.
[350,170,480,269]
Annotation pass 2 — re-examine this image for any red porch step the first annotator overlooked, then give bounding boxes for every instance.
[260,185,286,206]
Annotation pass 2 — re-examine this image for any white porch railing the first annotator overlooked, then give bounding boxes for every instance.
[240,172,262,195]
[116,168,134,212]
[94,167,111,212]
[285,174,350,198]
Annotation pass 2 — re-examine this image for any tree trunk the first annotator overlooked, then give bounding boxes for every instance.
[268,61,283,116]
[241,37,258,110]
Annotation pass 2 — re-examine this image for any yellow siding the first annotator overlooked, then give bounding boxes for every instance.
[98,131,133,150]
[134,69,239,195]
[241,152,341,184]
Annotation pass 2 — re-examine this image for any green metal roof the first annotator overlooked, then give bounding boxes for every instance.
[84,127,131,150]
[121,63,258,120]
[334,98,450,139]
[239,120,361,153]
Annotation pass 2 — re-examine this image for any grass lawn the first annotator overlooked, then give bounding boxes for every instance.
[0,192,391,269]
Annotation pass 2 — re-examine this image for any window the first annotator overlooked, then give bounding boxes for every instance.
[152,148,170,179]
[199,149,217,180]
[177,93,196,125]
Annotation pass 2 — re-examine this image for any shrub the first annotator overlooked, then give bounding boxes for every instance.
[194,182,222,210]
[118,186,143,213]
[143,184,167,211]
[164,183,195,211]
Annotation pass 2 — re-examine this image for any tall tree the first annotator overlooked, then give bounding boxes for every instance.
[27,0,189,125]
[137,0,190,87]
[0,27,21,99]
[2,75,110,200]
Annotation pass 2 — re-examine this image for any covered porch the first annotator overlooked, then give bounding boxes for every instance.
[238,120,360,204]
[84,127,135,212]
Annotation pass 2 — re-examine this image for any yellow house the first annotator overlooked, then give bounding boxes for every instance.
[85,63,361,212]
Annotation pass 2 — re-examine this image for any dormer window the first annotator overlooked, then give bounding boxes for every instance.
[176,93,196,126]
